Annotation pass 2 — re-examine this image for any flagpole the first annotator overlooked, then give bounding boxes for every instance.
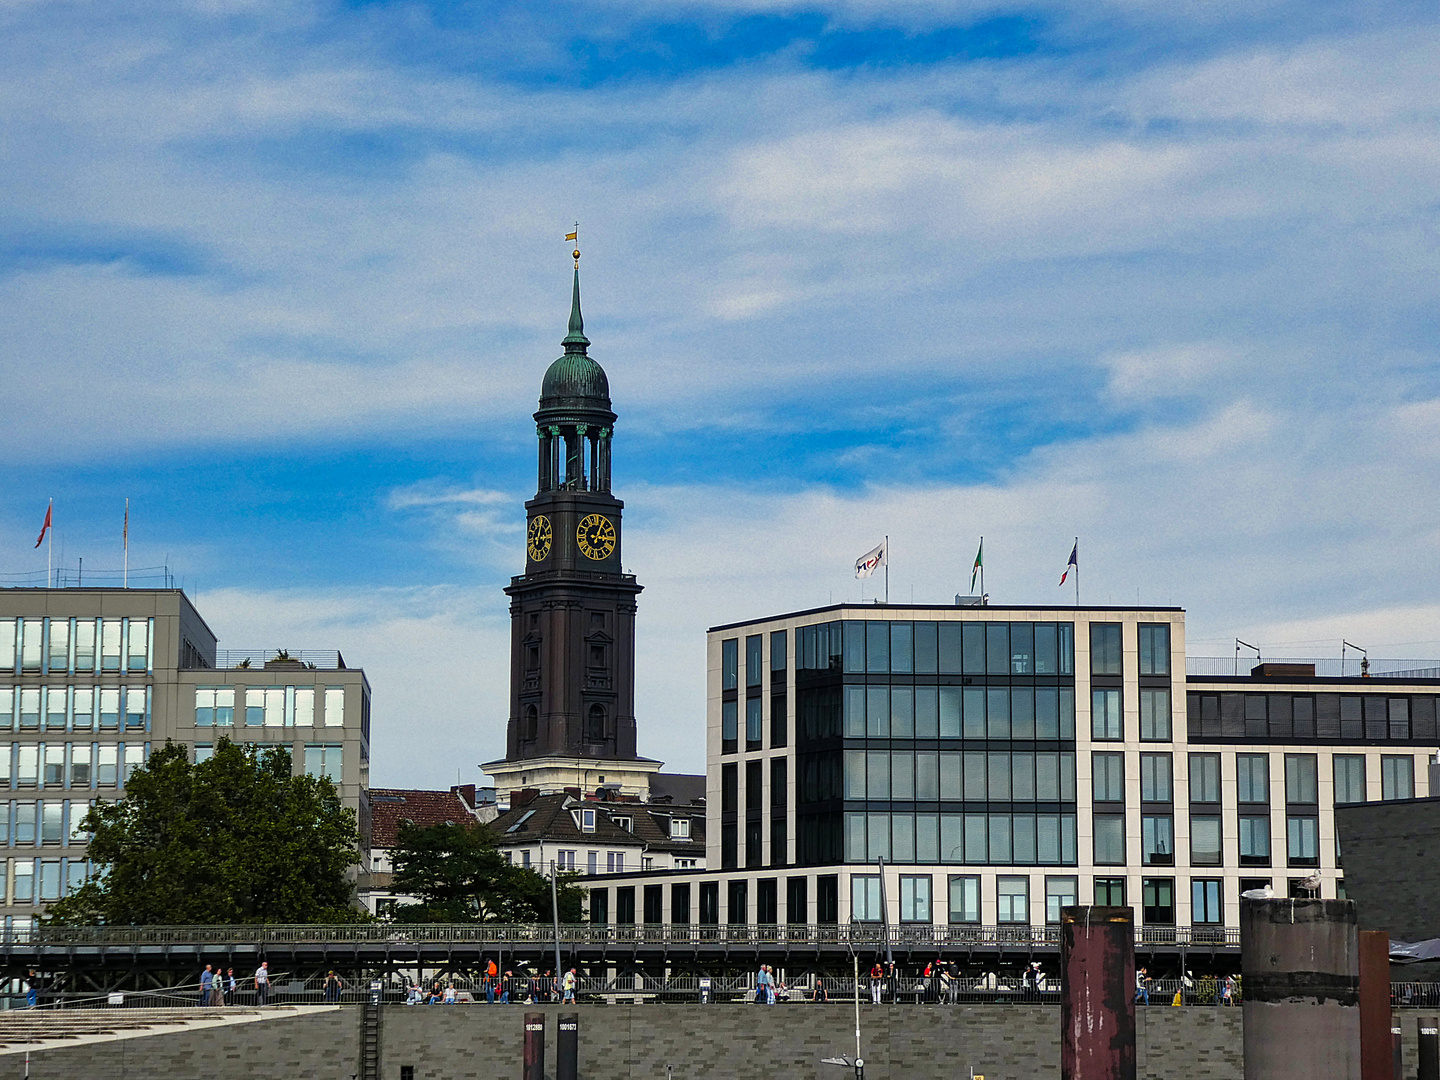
[47,499,53,588]
[979,536,984,599]
[884,535,889,605]
[123,498,129,589]
[1074,537,1079,608]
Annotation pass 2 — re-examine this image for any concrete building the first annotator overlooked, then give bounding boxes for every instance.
[583,604,1439,935]
[0,588,372,928]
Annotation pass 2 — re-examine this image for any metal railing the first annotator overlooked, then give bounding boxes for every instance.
[2,923,1241,950]
[1186,656,1440,679]
[207,650,347,671]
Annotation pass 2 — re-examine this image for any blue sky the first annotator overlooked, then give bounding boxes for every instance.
[2,0,1438,786]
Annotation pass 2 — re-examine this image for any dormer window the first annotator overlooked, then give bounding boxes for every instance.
[671,818,690,839]
[580,808,596,833]
[613,815,632,832]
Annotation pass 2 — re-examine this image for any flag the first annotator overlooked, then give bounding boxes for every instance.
[854,539,887,579]
[123,499,129,546]
[970,538,983,593]
[1059,542,1078,586]
[565,231,578,241]
[34,502,51,549]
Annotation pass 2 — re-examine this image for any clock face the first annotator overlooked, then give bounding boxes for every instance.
[527,515,553,562]
[576,513,616,561]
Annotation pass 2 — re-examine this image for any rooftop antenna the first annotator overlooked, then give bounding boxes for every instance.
[1235,638,1260,675]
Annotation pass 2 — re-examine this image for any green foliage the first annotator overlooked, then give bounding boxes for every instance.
[388,820,584,923]
[45,738,361,926]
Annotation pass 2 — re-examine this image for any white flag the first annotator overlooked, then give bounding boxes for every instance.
[855,539,887,579]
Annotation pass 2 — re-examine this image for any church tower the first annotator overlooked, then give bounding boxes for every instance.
[486,260,658,800]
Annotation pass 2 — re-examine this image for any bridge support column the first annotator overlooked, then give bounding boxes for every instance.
[1060,905,1135,1080]
[1241,897,1360,1080]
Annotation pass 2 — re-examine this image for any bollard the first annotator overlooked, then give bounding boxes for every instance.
[523,1012,545,1080]
[1393,1021,1403,1080]
[1361,931,1394,1080]
[1060,905,1135,1080]
[1241,897,1360,1080]
[558,1011,579,1080]
[1420,1017,1440,1080]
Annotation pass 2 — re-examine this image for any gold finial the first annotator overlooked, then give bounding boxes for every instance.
[565,222,580,267]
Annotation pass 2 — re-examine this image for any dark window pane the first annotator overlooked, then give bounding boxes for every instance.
[913,622,938,674]
[962,622,986,674]
[938,623,963,674]
[890,622,913,675]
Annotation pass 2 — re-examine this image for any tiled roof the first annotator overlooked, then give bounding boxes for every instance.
[369,788,478,850]
[649,772,706,806]
[488,793,705,853]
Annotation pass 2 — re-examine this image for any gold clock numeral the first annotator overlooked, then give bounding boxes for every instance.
[576,513,616,561]
[527,515,553,562]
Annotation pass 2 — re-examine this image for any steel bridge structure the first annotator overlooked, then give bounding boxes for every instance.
[0,923,1242,993]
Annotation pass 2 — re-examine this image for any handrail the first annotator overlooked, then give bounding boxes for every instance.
[3,923,1241,949]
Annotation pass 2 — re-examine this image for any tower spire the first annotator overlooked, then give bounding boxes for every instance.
[562,255,589,352]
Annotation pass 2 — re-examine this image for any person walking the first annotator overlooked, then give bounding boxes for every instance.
[226,968,237,1005]
[562,968,577,1004]
[254,961,270,1006]
[869,961,884,1005]
[199,964,214,1007]
[1134,966,1150,1006]
[813,977,828,1003]
[25,970,38,1009]
[940,964,955,1005]
[324,971,344,1004]
[1222,974,1235,1006]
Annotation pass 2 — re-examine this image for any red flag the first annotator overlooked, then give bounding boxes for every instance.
[34,503,52,549]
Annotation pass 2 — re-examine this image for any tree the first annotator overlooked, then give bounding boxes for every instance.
[387,820,584,923]
[45,738,361,925]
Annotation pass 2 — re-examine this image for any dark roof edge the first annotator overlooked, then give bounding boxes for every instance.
[708,602,1185,633]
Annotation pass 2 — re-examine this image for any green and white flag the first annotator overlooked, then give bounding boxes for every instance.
[970,538,983,593]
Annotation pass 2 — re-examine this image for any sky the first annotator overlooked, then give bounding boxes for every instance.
[1,0,1438,788]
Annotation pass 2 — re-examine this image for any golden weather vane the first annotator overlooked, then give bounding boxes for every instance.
[565,222,580,267]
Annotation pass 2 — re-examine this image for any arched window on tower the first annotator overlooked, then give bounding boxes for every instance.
[523,704,538,742]
[586,703,606,742]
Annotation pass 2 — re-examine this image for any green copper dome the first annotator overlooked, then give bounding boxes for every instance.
[538,266,612,410]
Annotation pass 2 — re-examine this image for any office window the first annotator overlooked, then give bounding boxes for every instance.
[124,686,148,730]
[292,687,315,727]
[98,688,119,730]
[40,802,63,845]
[1192,879,1223,924]
[193,744,213,765]
[1237,754,1270,804]
[42,745,64,787]
[67,858,88,895]
[319,687,344,727]
[1140,754,1172,803]
[1189,754,1221,803]
[1381,756,1414,801]
[1094,878,1125,906]
[100,620,122,671]
[1190,815,1222,866]
[1142,815,1174,866]
[12,860,34,904]
[96,746,117,786]
[744,634,765,689]
[0,621,13,673]
[127,620,149,672]
[1285,755,1318,804]
[16,746,37,787]
[851,875,881,922]
[1090,623,1122,676]
[15,803,37,845]
[997,876,1029,923]
[722,700,737,746]
[899,875,932,922]
[1239,815,1271,865]
[1092,752,1124,802]
[73,620,95,672]
[770,629,787,675]
[122,745,144,783]
[745,698,762,745]
[44,688,66,731]
[722,639,738,691]
[1138,624,1170,676]
[21,621,43,673]
[1091,689,1122,741]
[0,745,11,787]
[1287,816,1319,866]
[1333,755,1365,805]
[195,687,235,727]
[71,687,93,731]
[1140,689,1171,741]
[948,875,980,923]
[1093,815,1125,865]
[1142,878,1175,924]
[0,688,11,730]
[1045,876,1078,923]
[47,621,70,674]
[304,744,343,784]
[19,689,39,730]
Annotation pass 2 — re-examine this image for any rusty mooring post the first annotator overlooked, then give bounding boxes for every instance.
[1060,905,1136,1080]
[1360,930,1393,1080]
[523,1012,545,1080]
[1241,897,1360,1080]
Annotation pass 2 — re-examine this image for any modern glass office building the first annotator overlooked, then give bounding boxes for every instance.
[584,602,1439,935]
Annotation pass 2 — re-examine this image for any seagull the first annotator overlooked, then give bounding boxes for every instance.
[1240,885,1275,900]
[1298,873,1322,897]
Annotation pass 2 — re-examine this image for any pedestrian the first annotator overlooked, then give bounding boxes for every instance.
[869,961,884,1005]
[501,971,513,1004]
[485,958,498,1003]
[813,977,827,1003]
[754,964,768,1004]
[25,970,37,1009]
[562,968,577,1004]
[1134,966,1150,1006]
[324,970,344,1003]
[765,965,777,1006]
[227,968,237,1005]
[200,964,214,1007]
[1222,974,1235,1006]
[443,983,457,1004]
[940,965,955,1005]
[254,960,270,1006]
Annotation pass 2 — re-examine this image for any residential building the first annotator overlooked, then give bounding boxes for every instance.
[582,604,1439,935]
[0,588,371,929]
[363,785,491,917]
